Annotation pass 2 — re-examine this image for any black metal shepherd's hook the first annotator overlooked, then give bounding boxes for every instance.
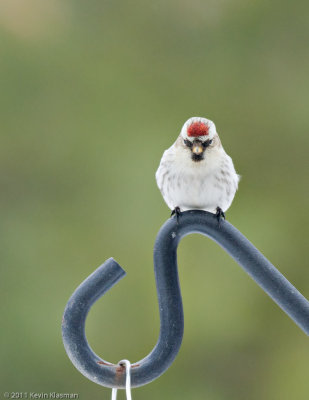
[62,210,309,389]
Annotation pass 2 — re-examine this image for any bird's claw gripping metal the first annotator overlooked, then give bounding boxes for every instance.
[215,206,225,222]
[171,206,181,223]
[62,210,309,389]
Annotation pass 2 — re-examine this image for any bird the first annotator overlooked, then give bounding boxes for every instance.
[155,116,240,220]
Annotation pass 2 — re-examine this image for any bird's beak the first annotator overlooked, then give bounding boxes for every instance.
[192,141,204,155]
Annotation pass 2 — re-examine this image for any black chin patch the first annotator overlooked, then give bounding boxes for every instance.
[191,153,204,162]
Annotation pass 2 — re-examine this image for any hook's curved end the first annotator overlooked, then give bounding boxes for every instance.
[62,258,127,387]
[62,252,184,388]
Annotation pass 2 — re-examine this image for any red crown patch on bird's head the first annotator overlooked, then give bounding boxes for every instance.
[187,121,209,137]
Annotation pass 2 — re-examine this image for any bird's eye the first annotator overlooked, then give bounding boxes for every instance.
[202,139,213,148]
[184,139,193,148]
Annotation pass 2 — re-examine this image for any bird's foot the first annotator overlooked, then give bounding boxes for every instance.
[216,207,225,223]
[171,207,181,223]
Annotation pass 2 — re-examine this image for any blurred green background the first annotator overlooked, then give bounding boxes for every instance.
[1,0,309,399]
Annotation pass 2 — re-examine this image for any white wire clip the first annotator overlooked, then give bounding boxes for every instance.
[111,359,132,400]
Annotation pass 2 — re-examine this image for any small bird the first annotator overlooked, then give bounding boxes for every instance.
[156,117,240,219]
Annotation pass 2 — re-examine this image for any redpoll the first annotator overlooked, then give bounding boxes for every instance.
[156,117,240,218]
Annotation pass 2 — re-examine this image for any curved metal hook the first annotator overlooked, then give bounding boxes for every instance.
[62,210,309,388]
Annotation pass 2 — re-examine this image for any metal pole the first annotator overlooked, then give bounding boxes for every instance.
[62,210,309,389]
